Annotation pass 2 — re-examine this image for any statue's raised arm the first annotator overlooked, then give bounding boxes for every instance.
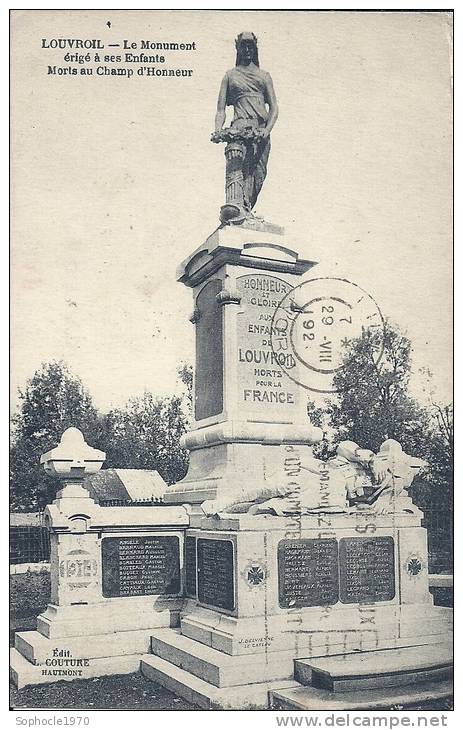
[211,32,279,225]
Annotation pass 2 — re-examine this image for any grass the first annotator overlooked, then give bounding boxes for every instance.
[10,572,51,646]
[10,571,50,618]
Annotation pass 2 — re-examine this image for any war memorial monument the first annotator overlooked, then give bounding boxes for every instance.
[10,32,453,710]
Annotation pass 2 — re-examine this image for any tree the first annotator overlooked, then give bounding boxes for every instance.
[102,390,191,486]
[10,360,194,511]
[424,403,453,506]
[414,369,454,506]
[101,362,193,485]
[177,362,193,412]
[308,321,453,508]
[10,361,101,511]
[328,321,431,455]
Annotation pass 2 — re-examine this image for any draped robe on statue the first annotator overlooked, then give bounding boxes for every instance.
[225,66,271,210]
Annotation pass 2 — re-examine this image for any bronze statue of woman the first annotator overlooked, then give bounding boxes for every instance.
[212,32,279,224]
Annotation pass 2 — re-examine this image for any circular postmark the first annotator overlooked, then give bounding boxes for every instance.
[270,278,385,393]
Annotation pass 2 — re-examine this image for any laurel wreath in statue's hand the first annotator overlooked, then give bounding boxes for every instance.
[211,127,265,144]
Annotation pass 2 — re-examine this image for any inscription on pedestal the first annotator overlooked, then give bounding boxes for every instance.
[185,536,197,598]
[278,538,339,608]
[339,536,395,603]
[197,538,235,611]
[236,273,297,420]
[102,536,181,598]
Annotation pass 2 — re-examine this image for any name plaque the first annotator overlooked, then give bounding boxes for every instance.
[278,538,339,608]
[278,536,396,608]
[102,535,181,598]
[197,538,235,611]
[339,536,395,603]
[185,536,197,598]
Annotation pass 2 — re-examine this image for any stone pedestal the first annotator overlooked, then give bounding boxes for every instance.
[142,510,452,709]
[164,222,321,505]
[150,222,452,707]
[178,511,444,656]
[10,496,189,688]
[10,430,190,689]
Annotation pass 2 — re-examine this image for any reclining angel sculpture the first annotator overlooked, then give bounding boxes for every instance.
[201,439,427,517]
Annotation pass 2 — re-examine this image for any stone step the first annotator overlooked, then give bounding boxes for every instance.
[270,678,454,711]
[140,654,298,710]
[10,648,141,690]
[181,606,452,656]
[182,612,451,658]
[150,628,295,687]
[15,629,155,665]
[295,642,453,691]
[37,604,180,639]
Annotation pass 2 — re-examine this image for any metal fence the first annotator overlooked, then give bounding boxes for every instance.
[421,508,453,574]
[9,524,51,565]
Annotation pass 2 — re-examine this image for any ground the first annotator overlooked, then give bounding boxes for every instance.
[10,672,198,711]
[10,572,453,712]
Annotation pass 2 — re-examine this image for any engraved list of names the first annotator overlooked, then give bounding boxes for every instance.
[278,538,339,608]
[102,535,181,598]
[197,538,235,611]
[339,536,395,603]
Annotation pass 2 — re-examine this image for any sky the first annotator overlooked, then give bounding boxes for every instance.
[11,9,453,412]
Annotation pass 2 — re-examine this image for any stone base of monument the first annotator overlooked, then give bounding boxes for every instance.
[139,513,452,709]
[10,596,183,689]
[9,479,190,689]
[10,648,143,690]
[178,603,452,657]
[141,651,300,710]
[141,625,301,709]
[140,629,452,710]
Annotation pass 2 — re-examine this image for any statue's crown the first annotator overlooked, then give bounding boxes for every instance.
[235,32,258,48]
